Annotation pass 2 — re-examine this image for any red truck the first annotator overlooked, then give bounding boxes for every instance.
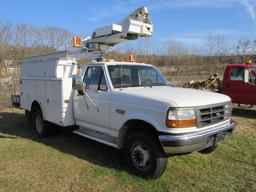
[222,64,256,105]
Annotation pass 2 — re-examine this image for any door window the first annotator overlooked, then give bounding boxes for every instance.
[249,67,256,84]
[99,72,108,91]
[230,67,244,81]
[84,66,108,91]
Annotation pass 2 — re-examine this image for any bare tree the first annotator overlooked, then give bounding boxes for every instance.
[136,38,156,63]
[13,24,34,47]
[0,21,75,62]
[43,27,73,49]
[116,42,137,54]
[205,34,228,75]
[235,38,256,63]
[252,40,256,55]
[162,39,188,66]
[0,20,12,43]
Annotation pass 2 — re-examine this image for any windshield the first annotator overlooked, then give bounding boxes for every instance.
[108,65,169,88]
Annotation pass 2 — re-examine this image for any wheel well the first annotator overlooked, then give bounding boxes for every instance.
[31,101,41,112]
[118,119,160,149]
[124,119,157,137]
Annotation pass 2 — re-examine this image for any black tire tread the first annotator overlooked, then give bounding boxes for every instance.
[25,110,33,127]
[32,107,49,137]
[125,131,168,179]
[199,145,218,154]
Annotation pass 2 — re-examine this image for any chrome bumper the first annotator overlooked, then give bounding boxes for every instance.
[159,120,236,155]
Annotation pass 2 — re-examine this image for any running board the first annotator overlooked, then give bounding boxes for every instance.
[73,128,118,148]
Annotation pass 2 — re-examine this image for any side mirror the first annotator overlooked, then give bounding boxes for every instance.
[72,75,83,91]
[244,69,249,83]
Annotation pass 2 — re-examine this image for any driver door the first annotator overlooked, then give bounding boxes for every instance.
[245,69,256,105]
[226,67,245,103]
[74,65,110,134]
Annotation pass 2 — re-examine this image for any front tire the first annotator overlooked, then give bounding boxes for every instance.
[32,107,49,137]
[124,132,168,179]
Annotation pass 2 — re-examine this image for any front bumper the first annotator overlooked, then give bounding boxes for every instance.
[159,120,236,155]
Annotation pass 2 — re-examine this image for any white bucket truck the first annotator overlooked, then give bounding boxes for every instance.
[15,7,236,179]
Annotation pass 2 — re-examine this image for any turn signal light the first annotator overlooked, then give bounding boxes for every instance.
[166,119,197,128]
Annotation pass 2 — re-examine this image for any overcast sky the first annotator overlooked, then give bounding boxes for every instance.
[0,0,256,49]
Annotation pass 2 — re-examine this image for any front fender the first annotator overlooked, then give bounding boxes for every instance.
[117,112,163,149]
[124,112,162,131]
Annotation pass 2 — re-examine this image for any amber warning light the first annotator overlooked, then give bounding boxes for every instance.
[73,36,81,47]
[129,55,136,62]
[246,59,253,65]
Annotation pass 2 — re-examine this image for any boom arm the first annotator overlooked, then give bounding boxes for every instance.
[82,7,153,53]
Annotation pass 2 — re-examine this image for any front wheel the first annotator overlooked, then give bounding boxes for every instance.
[124,132,168,179]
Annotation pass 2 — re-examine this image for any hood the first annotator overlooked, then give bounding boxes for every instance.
[120,86,231,107]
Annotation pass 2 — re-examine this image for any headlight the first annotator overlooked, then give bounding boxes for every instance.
[166,108,197,128]
[224,103,232,120]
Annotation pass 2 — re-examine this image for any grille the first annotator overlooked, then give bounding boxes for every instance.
[197,104,225,127]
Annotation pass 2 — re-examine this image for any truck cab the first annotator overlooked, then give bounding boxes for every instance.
[70,61,236,178]
[222,64,256,105]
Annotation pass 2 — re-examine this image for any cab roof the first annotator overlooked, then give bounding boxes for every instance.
[90,61,154,67]
[227,63,256,68]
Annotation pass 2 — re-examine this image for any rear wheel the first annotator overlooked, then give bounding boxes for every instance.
[25,110,32,124]
[124,132,168,179]
[32,107,49,137]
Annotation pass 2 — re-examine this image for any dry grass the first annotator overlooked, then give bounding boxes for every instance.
[0,107,256,192]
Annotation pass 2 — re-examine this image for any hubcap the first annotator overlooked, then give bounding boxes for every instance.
[35,114,43,134]
[131,142,151,171]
